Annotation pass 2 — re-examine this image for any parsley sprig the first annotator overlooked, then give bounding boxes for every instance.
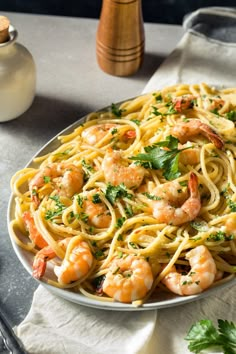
[185,319,236,354]
[130,135,191,180]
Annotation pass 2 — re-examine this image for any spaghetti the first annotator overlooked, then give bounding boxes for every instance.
[10,83,236,306]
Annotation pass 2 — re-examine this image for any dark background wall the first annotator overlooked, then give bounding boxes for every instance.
[0,0,235,24]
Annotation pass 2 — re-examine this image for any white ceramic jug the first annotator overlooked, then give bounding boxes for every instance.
[0,16,36,122]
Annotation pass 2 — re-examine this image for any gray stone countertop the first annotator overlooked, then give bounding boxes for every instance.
[0,11,184,327]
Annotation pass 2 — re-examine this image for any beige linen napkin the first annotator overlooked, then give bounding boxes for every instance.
[17,7,236,354]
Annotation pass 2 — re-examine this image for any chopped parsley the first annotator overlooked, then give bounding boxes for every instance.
[111,103,125,117]
[130,119,141,126]
[124,205,133,217]
[81,159,94,173]
[151,106,163,116]
[228,199,236,212]
[53,149,71,157]
[94,249,105,259]
[111,128,118,135]
[165,102,178,114]
[190,220,209,232]
[92,193,102,204]
[143,192,162,201]
[210,108,220,116]
[45,195,66,220]
[155,93,163,102]
[129,242,138,249]
[117,251,123,259]
[207,231,234,242]
[77,212,89,223]
[117,234,123,241]
[105,183,132,205]
[115,217,126,228]
[43,176,51,183]
[226,110,236,122]
[151,103,178,117]
[77,195,84,207]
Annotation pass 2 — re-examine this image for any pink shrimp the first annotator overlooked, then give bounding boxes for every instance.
[102,150,145,189]
[203,97,225,111]
[179,145,200,165]
[33,236,93,285]
[103,255,153,303]
[82,191,111,228]
[29,163,84,205]
[32,238,71,279]
[54,236,93,284]
[23,211,48,249]
[161,245,217,295]
[81,123,118,145]
[172,95,196,113]
[171,120,224,149]
[150,172,201,225]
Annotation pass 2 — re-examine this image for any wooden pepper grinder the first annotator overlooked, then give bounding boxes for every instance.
[96,0,145,76]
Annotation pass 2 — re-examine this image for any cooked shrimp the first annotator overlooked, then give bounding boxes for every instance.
[32,238,70,279]
[151,172,201,225]
[82,191,111,228]
[203,97,225,111]
[102,255,153,303]
[179,146,200,165]
[161,245,217,295]
[171,120,224,149]
[224,215,236,235]
[102,150,145,189]
[81,123,118,145]
[29,163,84,204]
[54,236,93,284]
[33,236,94,284]
[172,95,196,112]
[23,211,48,249]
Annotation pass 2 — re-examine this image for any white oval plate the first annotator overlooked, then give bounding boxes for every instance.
[7,106,236,311]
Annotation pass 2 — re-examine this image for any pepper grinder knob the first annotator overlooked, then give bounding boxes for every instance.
[96,0,145,76]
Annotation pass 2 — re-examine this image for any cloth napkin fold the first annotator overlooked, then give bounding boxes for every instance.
[143,6,236,93]
[16,7,236,354]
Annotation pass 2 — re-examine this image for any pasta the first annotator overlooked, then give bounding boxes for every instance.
[10,83,236,306]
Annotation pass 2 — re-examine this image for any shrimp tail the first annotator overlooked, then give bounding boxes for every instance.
[188,172,199,198]
[32,257,47,279]
[32,247,56,279]
[181,172,201,219]
[200,124,224,149]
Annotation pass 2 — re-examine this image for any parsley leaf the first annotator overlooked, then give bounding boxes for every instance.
[218,320,236,354]
[130,135,190,180]
[185,319,236,354]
